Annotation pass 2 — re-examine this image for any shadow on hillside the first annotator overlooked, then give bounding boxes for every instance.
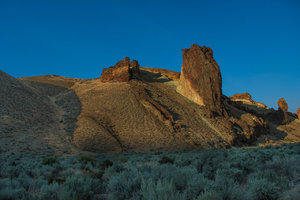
[23,80,82,137]
[139,70,172,83]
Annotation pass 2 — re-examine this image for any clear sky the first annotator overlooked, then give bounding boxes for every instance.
[0,0,299,112]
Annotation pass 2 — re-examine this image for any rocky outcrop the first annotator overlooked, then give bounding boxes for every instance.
[230,93,266,108]
[100,57,140,82]
[230,113,268,145]
[232,93,252,101]
[176,44,224,116]
[278,98,289,124]
[297,108,300,120]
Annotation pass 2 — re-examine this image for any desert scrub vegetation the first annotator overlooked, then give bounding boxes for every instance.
[0,143,299,200]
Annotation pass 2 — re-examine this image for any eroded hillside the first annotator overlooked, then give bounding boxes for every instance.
[1,44,299,155]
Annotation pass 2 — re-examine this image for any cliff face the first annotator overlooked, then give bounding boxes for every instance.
[177,44,224,116]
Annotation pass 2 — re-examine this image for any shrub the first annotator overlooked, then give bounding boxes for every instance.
[195,190,222,200]
[117,157,128,163]
[185,173,214,199]
[0,187,27,200]
[158,156,174,165]
[215,167,243,183]
[101,160,113,169]
[214,175,243,200]
[154,151,163,155]
[279,184,300,200]
[256,169,289,190]
[76,155,96,166]
[141,178,186,200]
[42,156,58,166]
[40,183,60,200]
[47,175,66,184]
[246,178,280,200]
[107,168,141,199]
[169,167,196,191]
[60,173,102,200]
[104,163,125,178]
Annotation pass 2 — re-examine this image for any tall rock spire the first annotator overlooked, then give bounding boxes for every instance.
[177,44,224,116]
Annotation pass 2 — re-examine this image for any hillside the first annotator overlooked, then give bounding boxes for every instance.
[19,70,231,154]
[1,44,299,155]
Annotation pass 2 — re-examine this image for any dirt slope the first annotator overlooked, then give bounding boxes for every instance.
[0,71,81,155]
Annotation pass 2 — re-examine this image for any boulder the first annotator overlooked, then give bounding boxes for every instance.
[277,98,289,124]
[100,57,140,82]
[176,44,224,115]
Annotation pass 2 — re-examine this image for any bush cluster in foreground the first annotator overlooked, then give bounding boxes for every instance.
[0,144,299,200]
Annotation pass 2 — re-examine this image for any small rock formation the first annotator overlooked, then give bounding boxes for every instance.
[177,44,224,115]
[230,93,266,108]
[277,98,289,124]
[297,108,300,120]
[232,93,252,101]
[100,57,140,82]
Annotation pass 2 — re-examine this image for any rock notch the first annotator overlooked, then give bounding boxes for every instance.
[100,57,140,82]
[176,44,224,115]
[277,98,289,124]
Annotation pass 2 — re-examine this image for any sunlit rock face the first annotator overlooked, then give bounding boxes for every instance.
[100,57,140,82]
[176,44,224,116]
[232,93,252,101]
[297,108,300,120]
[230,92,266,108]
[277,98,289,124]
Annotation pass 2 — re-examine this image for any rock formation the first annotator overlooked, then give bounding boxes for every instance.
[297,108,300,120]
[100,57,140,82]
[278,98,289,124]
[230,93,266,108]
[176,44,224,116]
[232,93,252,101]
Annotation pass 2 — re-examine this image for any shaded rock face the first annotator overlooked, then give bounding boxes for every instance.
[177,44,223,115]
[278,98,289,124]
[100,57,140,82]
[230,113,268,145]
[298,108,300,120]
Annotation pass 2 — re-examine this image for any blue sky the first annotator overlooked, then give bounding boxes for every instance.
[0,0,299,112]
